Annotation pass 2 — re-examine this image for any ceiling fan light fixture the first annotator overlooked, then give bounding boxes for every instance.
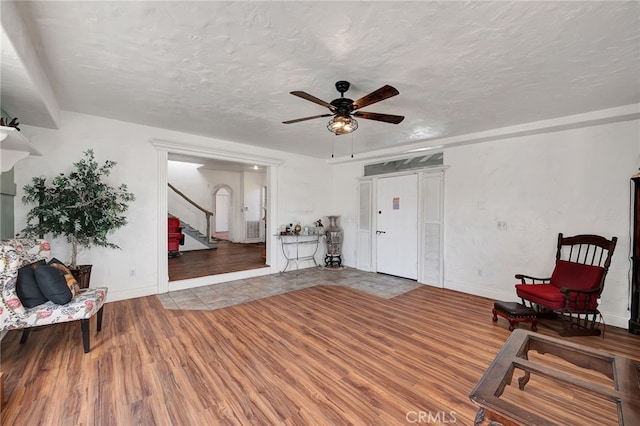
[327,116,358,135]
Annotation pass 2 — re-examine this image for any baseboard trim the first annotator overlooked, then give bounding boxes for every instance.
[168,267,274,292]
[107,285,158,303]
[444,280,518,303]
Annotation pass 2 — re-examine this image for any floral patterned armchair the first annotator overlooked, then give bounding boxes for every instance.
[0,239,107,353]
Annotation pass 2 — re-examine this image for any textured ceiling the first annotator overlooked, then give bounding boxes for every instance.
[2,1,639,158]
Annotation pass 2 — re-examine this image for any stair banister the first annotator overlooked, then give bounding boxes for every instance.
[168,183,213,242]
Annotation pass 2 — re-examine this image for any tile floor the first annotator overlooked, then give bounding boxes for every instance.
[157,267,422,311]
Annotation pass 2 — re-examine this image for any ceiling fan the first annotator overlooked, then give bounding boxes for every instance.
[283,81,404,135]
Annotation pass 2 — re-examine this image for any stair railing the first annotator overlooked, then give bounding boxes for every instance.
[168,183,213,242]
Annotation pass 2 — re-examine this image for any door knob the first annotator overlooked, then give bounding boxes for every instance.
[376,230,386,235]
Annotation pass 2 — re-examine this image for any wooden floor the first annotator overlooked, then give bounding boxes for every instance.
[214,231,229,241]
[1,283,639,425]
[168,241,266,281]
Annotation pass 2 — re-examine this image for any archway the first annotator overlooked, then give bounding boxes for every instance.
[213,184,233,241]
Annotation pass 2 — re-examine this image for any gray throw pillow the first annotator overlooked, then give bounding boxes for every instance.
[16,260,48,308]
[34,266,73,305]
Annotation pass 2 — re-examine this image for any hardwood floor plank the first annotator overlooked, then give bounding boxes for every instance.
[168,241,266,281]
[2,274,639,425]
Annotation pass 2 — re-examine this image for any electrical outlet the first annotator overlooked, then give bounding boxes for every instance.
[129,269,136,277]
[497,221,507,231]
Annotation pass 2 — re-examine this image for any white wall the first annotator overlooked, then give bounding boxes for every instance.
[331,119,640,328]
[277,160,334,233]
[270,159,336,269]
[244,171,265,223]
[444,120,638,328]
[329,162,362,268]
[14,110,331,301]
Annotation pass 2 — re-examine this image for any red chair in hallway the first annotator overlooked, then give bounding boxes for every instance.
[168,217,184,257]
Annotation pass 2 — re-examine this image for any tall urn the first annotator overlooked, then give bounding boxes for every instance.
[324,215,343,267]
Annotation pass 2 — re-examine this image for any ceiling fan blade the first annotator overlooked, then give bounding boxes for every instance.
[282,113,333,124]
[353,111,405,124]
[290,91,337,111]
[352,85,399,110]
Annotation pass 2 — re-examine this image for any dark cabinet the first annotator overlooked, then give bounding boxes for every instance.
[630,176,640,334]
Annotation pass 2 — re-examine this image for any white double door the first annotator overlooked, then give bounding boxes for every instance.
[376,174,418,280]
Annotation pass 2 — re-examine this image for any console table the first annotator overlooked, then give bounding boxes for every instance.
[470,329,640,425]
[276,234,322,272]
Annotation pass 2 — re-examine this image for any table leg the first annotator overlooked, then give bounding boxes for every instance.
[518,371,531,390]
[474,407,507,426]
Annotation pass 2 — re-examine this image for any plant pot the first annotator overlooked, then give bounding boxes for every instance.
[70,265,92,289]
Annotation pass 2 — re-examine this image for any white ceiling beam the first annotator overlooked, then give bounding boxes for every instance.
[1,1,60,128]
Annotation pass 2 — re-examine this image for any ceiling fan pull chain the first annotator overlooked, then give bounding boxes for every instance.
[351,134,354,158]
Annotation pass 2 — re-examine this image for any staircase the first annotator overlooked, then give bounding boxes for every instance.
[169,214,217,249]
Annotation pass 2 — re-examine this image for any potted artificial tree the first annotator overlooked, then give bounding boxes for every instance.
[21,149,135,288]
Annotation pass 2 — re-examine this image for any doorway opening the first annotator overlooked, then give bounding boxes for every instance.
[165,153,271,283]
[358,168,445,288]
[213,186,232,241]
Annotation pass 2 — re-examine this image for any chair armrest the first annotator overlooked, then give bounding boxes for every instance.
[559,287,600,311]
[515,274,551,284]
[559,287,600,295]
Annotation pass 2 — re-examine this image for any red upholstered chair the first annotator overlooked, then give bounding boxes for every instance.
[515,233,617,336]
[168,217,184,257]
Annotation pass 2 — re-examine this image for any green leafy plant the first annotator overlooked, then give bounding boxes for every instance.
[21,149,135,268]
